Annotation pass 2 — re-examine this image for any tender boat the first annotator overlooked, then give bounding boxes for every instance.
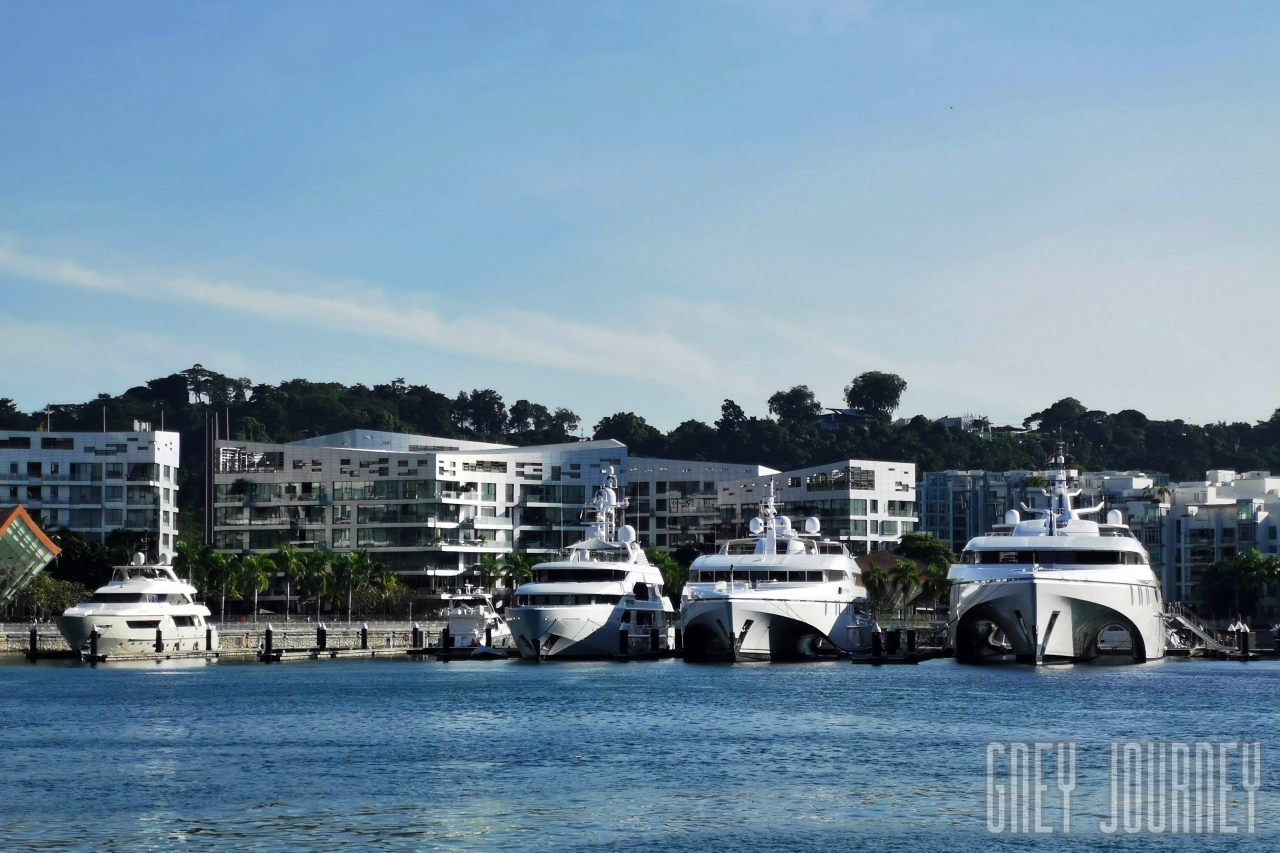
[440,587,512,650]
[57,553,217,657]
[679,484,871,661]
[506,467,675,659]
[948,447,1165,664]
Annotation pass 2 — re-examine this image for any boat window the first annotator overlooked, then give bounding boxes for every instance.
[572,550,632,563]
[634,611,654,627]
[960,551,976,564]
[90,592,146,603]
[972,550,1141,565]
[632,582,650,601]
[532,567,627,583]
[127,620,160,629]
[172,615,195,627]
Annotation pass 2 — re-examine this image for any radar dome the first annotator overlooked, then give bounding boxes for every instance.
[131,552,146,566]
[748,517,764,535]
[775,516,792,535]
[1005,510,1021,525]
[617,525,636,542]
[1106,509,1124,526]
[803,517,820,535]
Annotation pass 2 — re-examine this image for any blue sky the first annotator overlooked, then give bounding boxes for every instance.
[2,1,1278,430]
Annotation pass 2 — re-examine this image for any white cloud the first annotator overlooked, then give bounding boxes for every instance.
[0,244,744,394]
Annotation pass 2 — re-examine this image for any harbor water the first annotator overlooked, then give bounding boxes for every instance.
[1,656,1276,851]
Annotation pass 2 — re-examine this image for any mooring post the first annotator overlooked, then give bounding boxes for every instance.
[361,623,369,651]
[618,627,629,656]
[871,630,883,658]
[1241,629,1250,657]
[205,626,213,651]
[89,629,99,658]
[155,627,164,654]
[907,628,917,653]
[29,623,37,659]
[317,623,327,651]
[485,625,492,648]
[264,623,274,662]
[442,624,451,650]
[674,627,683,653]
[650,627,659,653]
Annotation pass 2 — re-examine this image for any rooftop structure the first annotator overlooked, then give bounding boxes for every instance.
[0,505,61,608]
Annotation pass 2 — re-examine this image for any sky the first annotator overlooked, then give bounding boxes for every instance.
[1,1,1278,431]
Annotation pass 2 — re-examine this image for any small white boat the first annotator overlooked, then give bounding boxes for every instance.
[57,553,217,658]
[440,587,512,650]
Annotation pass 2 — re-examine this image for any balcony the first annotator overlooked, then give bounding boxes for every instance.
[441,491,482,502]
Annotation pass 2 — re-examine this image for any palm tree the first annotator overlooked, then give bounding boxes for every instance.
[863,563,888,618]
[206,551,239,625]
[919,563,952,616]
[274,543,304,622]
[500,551,534,592]
[238,553,274,624]
[298,548,334,620]
[891,558,924,620]
[477,554,501,592]
[372,563,404,618]
[334,549,373,624]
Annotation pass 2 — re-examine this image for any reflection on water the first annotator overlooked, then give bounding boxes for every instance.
[0,656,1276,851]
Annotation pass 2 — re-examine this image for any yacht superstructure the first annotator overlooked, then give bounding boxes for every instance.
[506,467,675,659]
[57,554,217,658]
[948,448,1165,664]
[679,484,870,661]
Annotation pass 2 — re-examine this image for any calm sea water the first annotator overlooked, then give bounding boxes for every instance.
[1,655,1276,852]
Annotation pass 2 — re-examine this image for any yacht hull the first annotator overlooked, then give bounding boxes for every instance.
[506,604,672,660]
[680,595,869,662]
[950,577,1165,664]
[56,613,216,658]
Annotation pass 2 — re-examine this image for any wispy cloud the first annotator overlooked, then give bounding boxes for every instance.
[0,244,745,394]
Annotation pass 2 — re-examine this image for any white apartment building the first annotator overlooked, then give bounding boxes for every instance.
[1156,470,1280,613]
[717,460,917,555]
[0,427,181,561]
[210,432,775,594]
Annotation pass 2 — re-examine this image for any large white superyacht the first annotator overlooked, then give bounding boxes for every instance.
[57,554,218,658]
[948,450,1165,664]
[679,485,871,661]
[505,467,675,659]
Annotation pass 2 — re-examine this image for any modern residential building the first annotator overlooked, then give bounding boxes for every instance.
[716,460,917,555]
[1156,470,1280,613]
[209,431,775,593]
[0,427,181,561]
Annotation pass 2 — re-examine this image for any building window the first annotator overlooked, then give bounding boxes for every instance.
[482,482,497,502]
[106,463,123,480]
[162,511,170,526]
[7,486,16,499]
[788,477,801,488]
[1271,526,1278,541]
[656,534,667,546]
[105,509,123,526]
[105,486,123,502]
[656,499,668,512]
[27,461,41,478]
[26,486,41,501]
[163,488,171,504]
[161,533,169,548]
[505,483,515,503]
[163,465,171,481]
[870,500,879,513]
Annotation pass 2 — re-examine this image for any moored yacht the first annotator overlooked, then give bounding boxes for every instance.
[57,554,217,658]
[948,449,1165,664]
[506,467,674,659]
[440,587,512,649]
[680,484,870,661]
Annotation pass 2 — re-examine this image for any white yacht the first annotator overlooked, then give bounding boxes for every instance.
[948,450,1165,664]
[506,467,675,659]
[57,554,217,658]
[440,587,512,649]
[680,485,871,661]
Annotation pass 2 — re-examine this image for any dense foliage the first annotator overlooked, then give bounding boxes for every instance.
[6,365,1280,547]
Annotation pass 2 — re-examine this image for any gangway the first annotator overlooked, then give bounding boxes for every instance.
[1164,602,1230,653]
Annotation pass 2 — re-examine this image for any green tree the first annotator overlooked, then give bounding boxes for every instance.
[238,553,275,623]
[206,551,239,625]
[18,573,89,619]
[500,551,535,592]
[274,544,305,622]
[919,563,952,615]
[1197,549,1280,620]
[333,549,373,624]
[645,548,687,603]
[477,554,502,591]
[767,386,822,428]
[298,548,334,619]
[863,563,889,617]
[894,532,957,568]
[843,371,907,418]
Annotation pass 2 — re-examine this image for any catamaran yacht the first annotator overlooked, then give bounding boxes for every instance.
[440,587,512,649]
[948,449,1165,664]
[506,467,675,659]
[57,554,217,658]
[680,485,871,661]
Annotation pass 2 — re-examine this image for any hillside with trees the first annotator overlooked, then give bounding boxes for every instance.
[5,364,1280,546]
